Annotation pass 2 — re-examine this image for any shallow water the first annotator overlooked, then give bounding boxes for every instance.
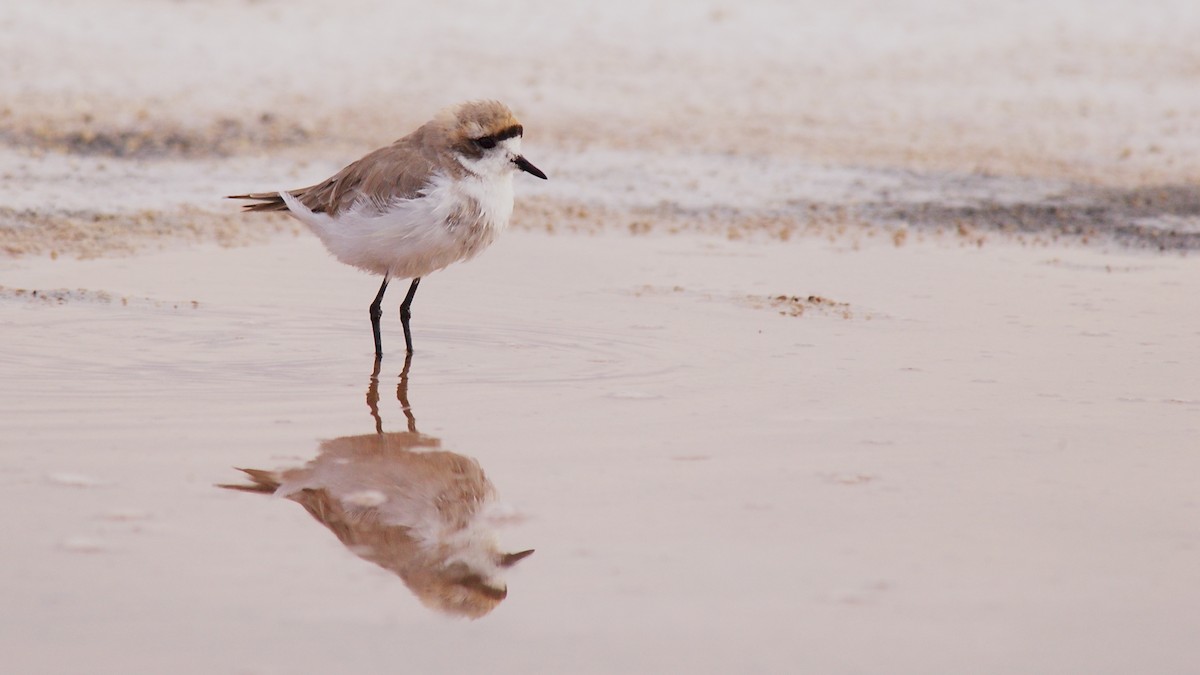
[3,232,1199,673]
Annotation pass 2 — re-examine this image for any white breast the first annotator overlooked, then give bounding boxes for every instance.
[280,172,514,279]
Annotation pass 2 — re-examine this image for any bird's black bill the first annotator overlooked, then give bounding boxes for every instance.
[514,155,547,179]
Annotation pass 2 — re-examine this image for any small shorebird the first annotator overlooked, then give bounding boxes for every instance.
[229,100,547,355]
[221,357,534,618]
[222,436,534,618]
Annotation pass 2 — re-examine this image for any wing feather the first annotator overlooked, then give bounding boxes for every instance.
[228,122,458,215]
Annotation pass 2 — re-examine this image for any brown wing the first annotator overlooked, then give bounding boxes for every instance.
[228,123,453,216]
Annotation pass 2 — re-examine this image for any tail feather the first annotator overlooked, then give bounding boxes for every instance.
[217,467,282,494]
[227,191,291,213]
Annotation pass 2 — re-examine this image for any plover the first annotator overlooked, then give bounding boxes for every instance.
[230,100,546,355]
[222,435,534,618]
[220,357,533,618]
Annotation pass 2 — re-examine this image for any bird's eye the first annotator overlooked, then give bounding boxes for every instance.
[474,136,496,149]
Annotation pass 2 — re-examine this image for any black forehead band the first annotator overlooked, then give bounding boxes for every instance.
[475,124,523,143]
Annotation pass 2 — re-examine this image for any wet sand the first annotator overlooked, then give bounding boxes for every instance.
[3,232,1199,674]
[4,0,1200,673]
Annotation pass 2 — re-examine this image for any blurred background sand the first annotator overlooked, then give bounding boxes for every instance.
[2,0,1200,255]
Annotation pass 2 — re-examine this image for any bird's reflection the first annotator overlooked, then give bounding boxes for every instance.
[222,356,533,619]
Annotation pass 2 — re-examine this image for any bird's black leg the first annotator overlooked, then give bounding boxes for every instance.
[370,275,390,357]
[399,277,422,354]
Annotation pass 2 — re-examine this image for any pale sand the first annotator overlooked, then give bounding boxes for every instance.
[3,233,1199,674]
[3,0,1200,673]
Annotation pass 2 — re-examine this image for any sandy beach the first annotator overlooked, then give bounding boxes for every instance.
[3,1,1200,674]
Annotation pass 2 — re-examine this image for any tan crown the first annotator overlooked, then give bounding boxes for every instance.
[439,100,522,141]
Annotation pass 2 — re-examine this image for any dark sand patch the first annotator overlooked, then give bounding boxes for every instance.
[0,206,301,258]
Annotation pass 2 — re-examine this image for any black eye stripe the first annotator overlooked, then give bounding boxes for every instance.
[472,124,523,149]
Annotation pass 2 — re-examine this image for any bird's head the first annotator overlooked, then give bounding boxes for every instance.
[442,100,547,181]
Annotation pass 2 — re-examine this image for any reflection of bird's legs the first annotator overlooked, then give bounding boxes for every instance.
[367,355,384,435]
[398,352,417,433]
[366,352,417,434]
